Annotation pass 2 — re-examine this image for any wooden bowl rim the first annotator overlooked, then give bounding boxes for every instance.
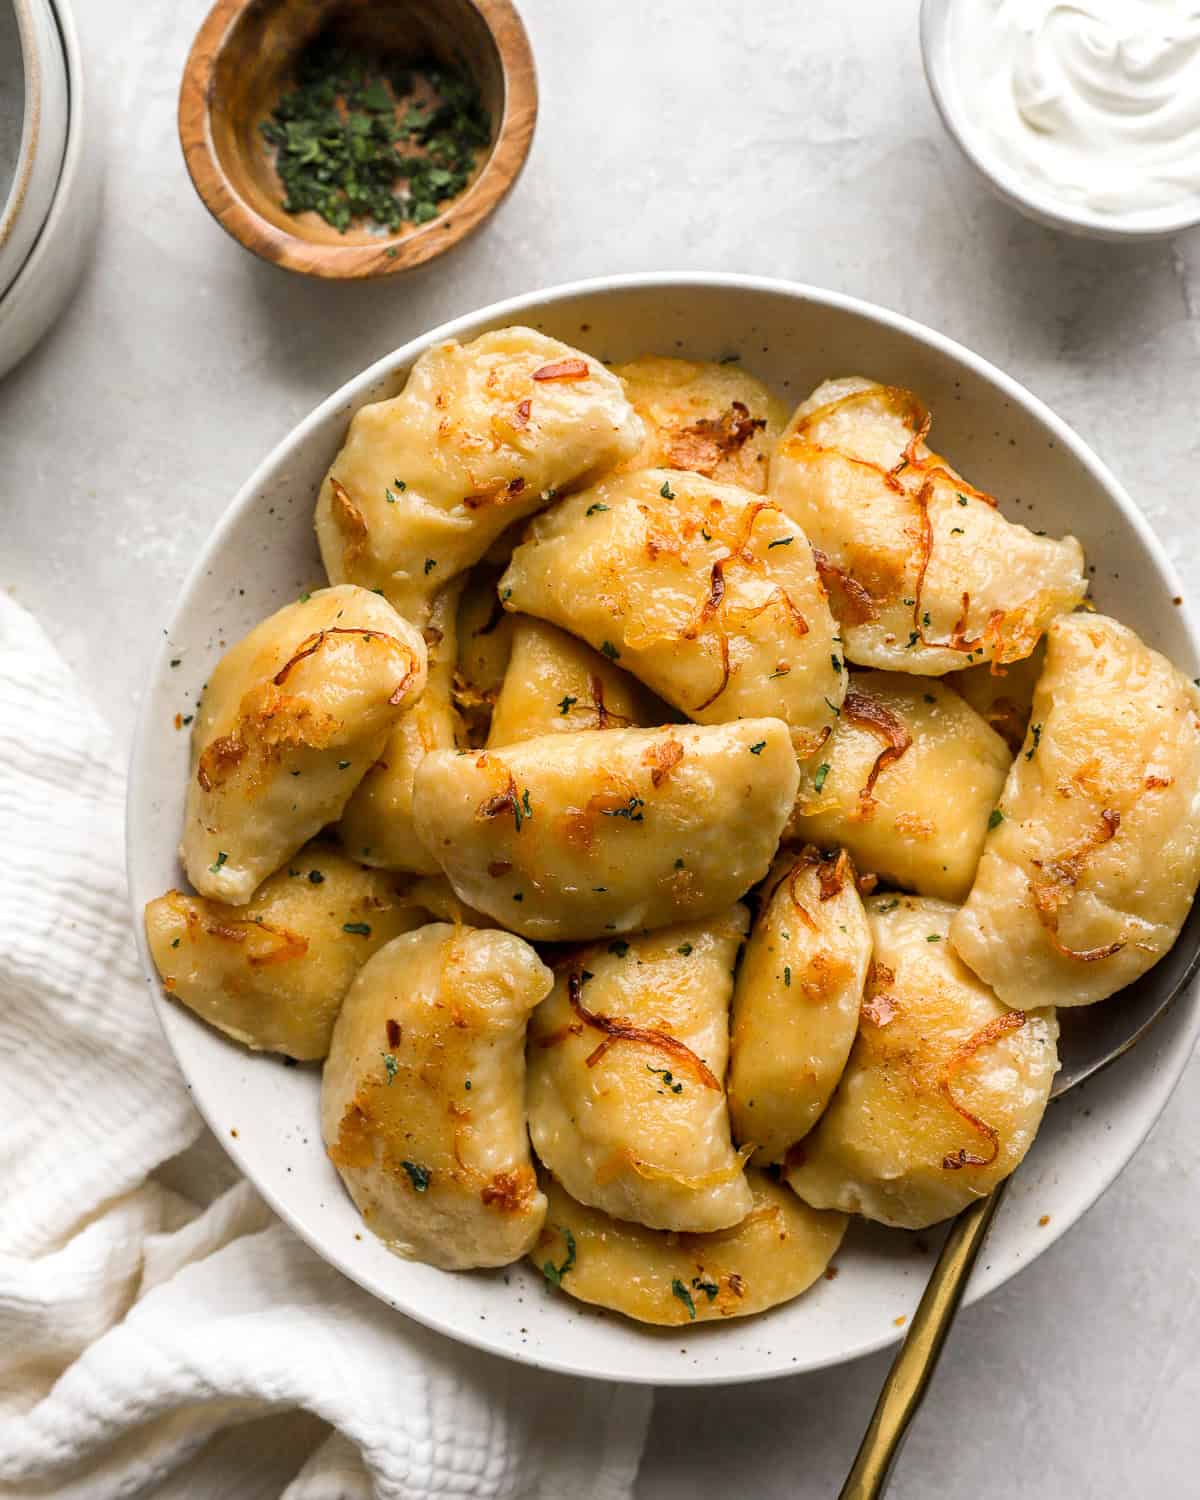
[178,0,538,280]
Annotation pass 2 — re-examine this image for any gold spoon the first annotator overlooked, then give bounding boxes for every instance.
[839,902,1200,1499]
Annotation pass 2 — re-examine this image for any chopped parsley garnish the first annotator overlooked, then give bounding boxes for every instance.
[648,1065,683,1094]
[677,942,693,956]
[511,787,533,832]
[907,631,920,648]
[586,502,609,516]
[608,939,630,957]
[512,891,524,901]
[813,763,831,794]
[337,759,351,769]
[542,1226,576,1287]
[671,1278,697,1320]
[956,492,969,507]
[660,480,676,500]
[674,857,685,869]
[342,921,372,936]
[783,965,792,987]
[170,937,181,949]
[951,527,964,535]
[380,1051,399,1083]
[299,592,311,602]
[209,851,228,873]
[259,43,491,234]
[424,558,437,575]
[922,612,931,627]
[393,478,407,491]
[501,587,513,602]
[692,1275,719,1302]
[749,741,767,755]
[1025,724,1042,760]
[924,693,936,704]
[926,934,941,943]
[831,655,843,674]
[401,1160,431,1191]
[988,808,1005,830]
[600,640,620,660]
[308,869,325,884]
[384,488,399,504]
[602,796,645,822]
[879,898,899,912]
[768,537,793,549]
[557,695,577,715]
[769,666,791,679]
[169,657,181,668]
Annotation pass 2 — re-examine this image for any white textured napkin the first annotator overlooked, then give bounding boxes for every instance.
[0,593,651,1500]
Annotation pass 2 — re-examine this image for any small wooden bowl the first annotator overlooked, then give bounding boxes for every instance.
[179,0,537,279]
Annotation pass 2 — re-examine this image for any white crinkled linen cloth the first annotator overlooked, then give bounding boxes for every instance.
[0,594,651,1500]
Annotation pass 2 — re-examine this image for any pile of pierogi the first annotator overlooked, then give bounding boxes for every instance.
[146,328,1200,1327]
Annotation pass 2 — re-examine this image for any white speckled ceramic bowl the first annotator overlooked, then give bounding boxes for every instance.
[0,0,100,382]
[920,0,1200,242]
[127,274,1200,1385]
[0,0,68,301]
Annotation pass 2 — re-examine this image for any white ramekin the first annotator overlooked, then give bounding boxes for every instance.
[920,0,1200,242]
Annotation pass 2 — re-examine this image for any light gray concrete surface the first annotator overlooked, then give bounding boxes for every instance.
[2,1,1197,1495]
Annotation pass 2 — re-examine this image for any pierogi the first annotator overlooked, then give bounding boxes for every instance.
[338,581,464,873]
[315,328,643,618]
[454,562,515,745]
[951,613,1200,1008]
[499,468,845,756]
[526,910,752,1232]
[946,642,1045,754]
[145,845,425,1060]
[322,923,553,1269]
[788,672,1012,902]
[182,586,427,905]
[159,324,1200,1313]
[769,380,1087,675]
[728,848,872,1163]
[410,719,799,941]
[488,616,664,745]
[612,355,789,492]
[786,896,1059,1229]
[532,1169,846,1326]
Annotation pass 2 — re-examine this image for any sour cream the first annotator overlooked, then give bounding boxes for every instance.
[948,0,1200,217]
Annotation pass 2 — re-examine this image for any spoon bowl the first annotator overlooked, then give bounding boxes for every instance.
[1052,899,1200,1099]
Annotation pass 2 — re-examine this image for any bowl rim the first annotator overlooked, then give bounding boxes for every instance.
[177,0,538,280]
[0,0,40,251]
[0,0,99,383]
[127,271,1200,1384]
[919,0,1200,243]
[0,0,69,296]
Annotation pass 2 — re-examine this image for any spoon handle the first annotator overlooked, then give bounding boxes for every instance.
[838,1177,1010,1500]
